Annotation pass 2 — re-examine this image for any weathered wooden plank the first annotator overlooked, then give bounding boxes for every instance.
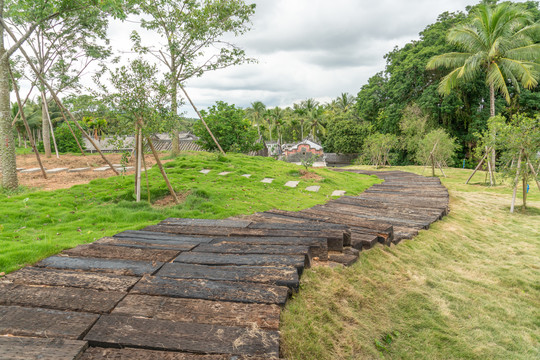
[113,294,281,330]
[36,256,163,276]
[80,347,272,359]
[174,252,306,274]
[132,275,290,305]
[96,236,199,251]
[0,305,99,339]
[160,218,252,228]
[63,243,180,262]
[210,236,328,261]
[351,231,379,250]
[0,336,89,360]
[157,262,299,289]
[328,253,359,266]
[0,267,138,292]
[114,230,213,243]
[0,283,125,314]
[84,315,280,357]
[193,242,312,267]
[144,224,344,252]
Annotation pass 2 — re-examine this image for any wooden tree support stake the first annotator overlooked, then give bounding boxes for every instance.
[144,134,179,204]
[510,149,523,213]
[466,147,490,184]
[179,84,225,155]
[526,156,540,192]
[8,66,47,180]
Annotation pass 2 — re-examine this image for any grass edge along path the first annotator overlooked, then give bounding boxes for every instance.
[280,166,539,360]
[0,153,379,274]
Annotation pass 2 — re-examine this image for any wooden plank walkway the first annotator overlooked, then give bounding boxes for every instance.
[0,170,449,359]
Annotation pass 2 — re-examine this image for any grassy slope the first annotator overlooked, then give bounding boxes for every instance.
[281,166,540,360]
[0,152,378,274]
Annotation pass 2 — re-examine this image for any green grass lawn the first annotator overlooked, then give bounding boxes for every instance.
[0,152,378,274]
[280,165,540,360]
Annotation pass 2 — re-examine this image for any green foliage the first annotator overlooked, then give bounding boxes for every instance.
[399,104,431,159]
[362,132,399,167]
[416,129,459,166]
[496,114,540,195]
[427,3,540,106]
[37,122,83,153]
[300,153,320,170]
[322,116,372,154]
[416,128,460,166]
[194,101,262,153]
[100,58,174,136]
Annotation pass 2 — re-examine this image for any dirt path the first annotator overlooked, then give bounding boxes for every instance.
[6,153,170,192]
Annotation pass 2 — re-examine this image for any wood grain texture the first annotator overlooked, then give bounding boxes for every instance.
[112,294,281,330]
[0,336,88,360]
[84,315,280,357]
[36,256,162,276]
[0,305,99,339]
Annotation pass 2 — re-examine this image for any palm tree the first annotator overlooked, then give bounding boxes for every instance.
[334,92,355,113]
[306,106,325,141]
[427,3,540,118]
[269,107,285,145]
[246,101,266,136]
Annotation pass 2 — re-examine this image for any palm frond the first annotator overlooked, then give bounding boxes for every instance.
[437,67,464,95]
[505,44,540,62]
[486,63,511,103]
[447,25,485,52]
[426,52,472,70]
[500,58,539,89]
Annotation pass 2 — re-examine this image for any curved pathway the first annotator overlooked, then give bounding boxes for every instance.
[0,170,448,359]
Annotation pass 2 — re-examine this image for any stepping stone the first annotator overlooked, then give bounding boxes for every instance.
[261,178,274,183]
[20,167,46,173]
[46,168,69,174]
[284,181,299,188]
[241,174,252,178]
[93,166,113,172]
[305,185,321,192]
[199,169,211,174]
[331,190,346,197]
[16,167,25,171]
[218,171,231,176]
[116,166,134,171]
[68,167,91,173]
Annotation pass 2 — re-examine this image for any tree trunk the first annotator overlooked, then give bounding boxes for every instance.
[16,128,21,147]
[525,156,540,192]
[135,126,141,202]
[522,177,527,210]
[0,41,18,189]
[489,82,496,172]
[42,91,59,159]
[41,92,51,158]
[431,153,435,177]
[510,149,522,213]
[170,80,180,156]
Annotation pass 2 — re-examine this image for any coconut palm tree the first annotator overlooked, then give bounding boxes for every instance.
[246,101,266,136]
[426,3,540,118]
[334,92,356,113]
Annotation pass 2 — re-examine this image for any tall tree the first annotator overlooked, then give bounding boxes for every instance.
[0,0,125,189]
[427,3,540,118]
[132,0,256,155]
[246,100,265,136]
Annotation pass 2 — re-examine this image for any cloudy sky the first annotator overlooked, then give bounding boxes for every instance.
[107,0,527,116]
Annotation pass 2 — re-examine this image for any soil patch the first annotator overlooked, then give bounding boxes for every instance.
[152,191,191,208]
[300,170,323,181]
[9,153,171,192]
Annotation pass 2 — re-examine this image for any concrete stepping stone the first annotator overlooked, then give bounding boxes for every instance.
[20,167,46,173]
[68,167,91,173]
[261,178,274,184]
[46,168,69,174]
[200,169,211,174]
[16,168,25,171]
[218,171,231,176]
[284,181,299,188]
[305,185,320,192]
[93,166,114,172]
[241,174,252,178]
[331,190,346,197]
